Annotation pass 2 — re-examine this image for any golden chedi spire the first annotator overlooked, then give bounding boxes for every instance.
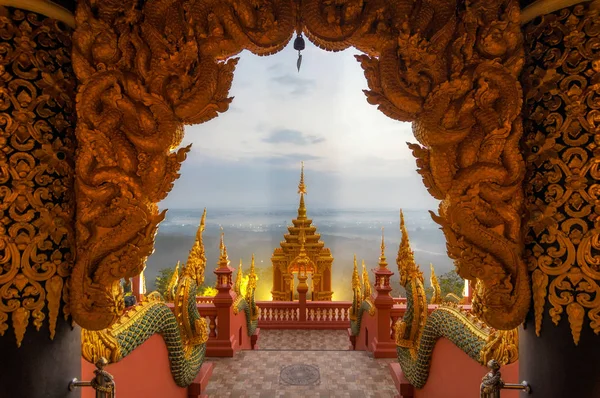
[430,263,442,304]
[234,259,244,295]
[378,227,388,269]
[362,259,372,300]
[183,208,207,285]
[297,161,307,220]
[397,210,421,286]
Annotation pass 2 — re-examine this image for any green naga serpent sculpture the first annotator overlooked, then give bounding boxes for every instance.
[393,210,519,388]
[232,254,259,338]
[81,209,211,387]
[349,256,374,336]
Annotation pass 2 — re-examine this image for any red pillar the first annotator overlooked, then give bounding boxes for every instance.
[131,276,140,302]
[207,263,236,357]
[465,280,473,304]
[297,274,308,322]
[371,266,396,358]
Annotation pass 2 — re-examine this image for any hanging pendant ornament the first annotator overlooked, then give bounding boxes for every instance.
[294,33,305,72]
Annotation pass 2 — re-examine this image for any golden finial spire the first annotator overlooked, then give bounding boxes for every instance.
[184,208,207,285]
[297,161,307,219]
[219,225,224,254]
[234,259,244,295]
[249,253,256,276]
[246,254,258,301]
[397,209,420,285]
[352,254,361,290]
[350,254,362,320]
[166,261,180,302]
[430,263,442,304]
[378,227,388,269]
[362,259,372,300]
[298,161,306,194]
[218,228,230,268]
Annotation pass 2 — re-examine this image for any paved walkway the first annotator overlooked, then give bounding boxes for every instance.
[256,329,351,351]
[205,330,397,398]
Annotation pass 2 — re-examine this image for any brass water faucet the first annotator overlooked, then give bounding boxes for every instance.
[480,359,531,398]
[69,357,116,398]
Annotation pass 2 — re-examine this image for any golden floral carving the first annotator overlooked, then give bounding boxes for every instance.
[522,2,600,345]
[0,6,75,347]
[72,0,529,331]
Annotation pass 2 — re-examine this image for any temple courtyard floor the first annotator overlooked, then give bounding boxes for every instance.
[205,330,398,397]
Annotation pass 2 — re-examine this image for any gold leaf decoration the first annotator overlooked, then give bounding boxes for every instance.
[567,303,584,346]
[522,2,600,345]
[0,6,75,347]
[531,269,548,337]
[46,275,63,339]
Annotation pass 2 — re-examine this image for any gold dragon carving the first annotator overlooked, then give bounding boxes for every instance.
[71,0,529,331]
[522,2,600,345]
[0,6,76,347]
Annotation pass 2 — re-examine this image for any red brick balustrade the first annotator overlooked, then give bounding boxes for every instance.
[256,301,352,329]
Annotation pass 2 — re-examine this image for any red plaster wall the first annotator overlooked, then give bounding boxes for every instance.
[414,337,520,398]
[231,308,252,350]
[81,334,187,398]
[354,309,377,351]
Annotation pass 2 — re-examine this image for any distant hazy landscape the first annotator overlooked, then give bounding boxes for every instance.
[145,207,453,301]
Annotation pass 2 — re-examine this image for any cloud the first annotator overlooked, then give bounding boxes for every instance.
[160,154,439,211]
[262,129,325,146]
[256,153,321,167]
[267,63,283,73]
[270,73,316,95]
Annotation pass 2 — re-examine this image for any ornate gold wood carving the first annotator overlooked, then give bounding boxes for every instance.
[522,2,600,345]
[0,6,75,346]
[70,0,237,330]
[361,0,529,330]
[72,0,528,331]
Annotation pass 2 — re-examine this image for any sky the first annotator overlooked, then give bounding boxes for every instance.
[160,40,439,211]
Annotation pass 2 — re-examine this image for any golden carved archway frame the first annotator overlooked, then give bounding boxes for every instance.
[71,0,529,332]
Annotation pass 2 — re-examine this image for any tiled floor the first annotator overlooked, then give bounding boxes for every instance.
[256,329,351,351]
[205,330,397,398]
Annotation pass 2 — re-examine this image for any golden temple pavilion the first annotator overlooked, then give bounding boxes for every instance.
[271,163,334,301]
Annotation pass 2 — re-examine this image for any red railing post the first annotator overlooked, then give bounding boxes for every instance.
[370,230,397,358]
[465,280,473,304]
[207,239,236,356]
[131,274,144,302]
